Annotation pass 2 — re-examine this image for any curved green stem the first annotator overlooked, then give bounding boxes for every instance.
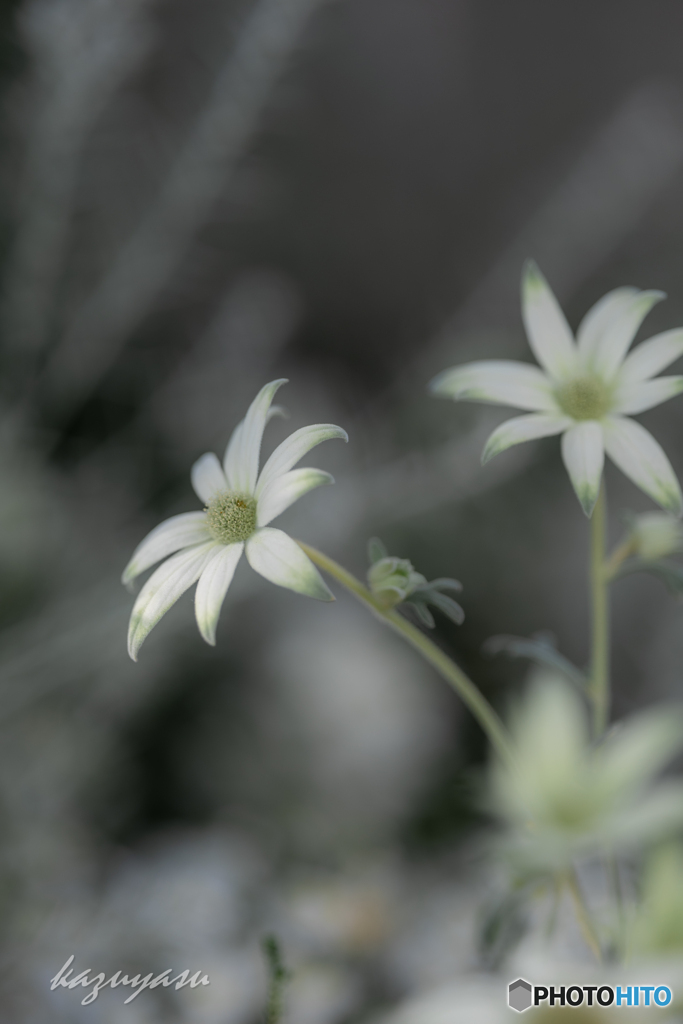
[589,484,610,736]
[297,541,515,767]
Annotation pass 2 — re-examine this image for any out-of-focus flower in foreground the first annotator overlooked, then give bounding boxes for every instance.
[491,674,683,872]
[430,261,683,516]
[629,843,683,957]
[123,379,347,659]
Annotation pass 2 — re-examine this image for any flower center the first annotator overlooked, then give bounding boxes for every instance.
[556,376,611,421]
[206,493,257,544]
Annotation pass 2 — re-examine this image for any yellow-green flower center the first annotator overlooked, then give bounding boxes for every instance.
[556,376,611,421]
[206,492,257,544]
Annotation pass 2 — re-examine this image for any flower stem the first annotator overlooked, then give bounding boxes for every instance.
[589,484,610,736]
[297,541,515,767]
[565,869,603,963]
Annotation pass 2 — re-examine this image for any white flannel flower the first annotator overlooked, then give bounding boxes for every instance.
[123,379,347,660]
[430,260,683,516]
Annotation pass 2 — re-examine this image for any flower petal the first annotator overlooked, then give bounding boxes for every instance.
[256,468,334,527]
[127,542,217,660]
[603,416,682,516]
[223,379,288,494]
[194,542,244,645]
[191,452,228,504]
[561,421,604,517]
[481,413,571,464]
[245,527,333,600]
[521,260,577,381]
[429,360,559,412]
[613,376,683,415]
[617,329,683,385]
[589,290,665,381]
[576,287,639,367]
[122,512,211,585]
[255,424,348,497]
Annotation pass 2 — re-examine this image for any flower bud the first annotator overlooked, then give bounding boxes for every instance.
[630,512,683,561]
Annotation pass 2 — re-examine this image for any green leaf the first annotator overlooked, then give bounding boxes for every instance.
[482,632,587,688]
[615,557,683,595]
[478,887,532,969]
[367,536,388,565]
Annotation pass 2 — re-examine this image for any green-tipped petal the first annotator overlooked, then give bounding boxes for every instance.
[127,542,216,660]
[429,360,558,412]
[122,512,211,585]
[618,328,683,385]
[191,452,228,503]
[590,290,665,381]
[482,413,571,464]
[255,424,348,498]
[245,527,333,600]
[521,260,577,381]
[603,415,683,516]
[613,376,683,415]
[576,286,639,367]
[561,420,604,516]
[223,379,288,493]
[256,468,333,527]
[194,542,243,645]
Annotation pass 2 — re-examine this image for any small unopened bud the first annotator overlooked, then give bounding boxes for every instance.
[630,512,683,562]
[368,556,426,607]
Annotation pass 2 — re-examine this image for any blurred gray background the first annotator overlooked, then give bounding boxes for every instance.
[2,0,683,1020]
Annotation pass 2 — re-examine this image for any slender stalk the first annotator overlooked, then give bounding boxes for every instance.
[603,536,635,582]
[565,869,603,963]
[589,484,610,736]
[262,934,290,1024]
[297,541,515,767]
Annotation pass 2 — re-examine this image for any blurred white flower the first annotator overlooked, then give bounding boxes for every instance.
[123,379,347,659]
[628,843,683,957]
[629,511,683,562]
[430,261,683,516]
[491,674,683,872]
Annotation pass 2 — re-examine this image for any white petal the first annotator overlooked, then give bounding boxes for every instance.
[576,287,639,366]
[191,452,228,504]
[561,421,605,517]
[613,376,683,415]
[429,360,559,412]
[194,542,243,645]
[256,468,334,527]
[617,329,683,384]
[245,527,333,600]
[481,413,571,464]
[521,260,577,381]
[603,416,682,516]
[589,290,665,381]
[127,542,217,660]
[255,424,348,498]
[223,379,287,493]
[122,512,211,585]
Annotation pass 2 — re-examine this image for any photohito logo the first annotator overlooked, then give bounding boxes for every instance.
[507,979,673,1012]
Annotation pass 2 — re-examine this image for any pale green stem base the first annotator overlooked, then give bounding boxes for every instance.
[297,541,515,767]
[589,485,610,736]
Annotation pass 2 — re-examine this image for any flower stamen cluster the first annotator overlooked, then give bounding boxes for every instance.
[205,493,257,544]
[556,376,611,421]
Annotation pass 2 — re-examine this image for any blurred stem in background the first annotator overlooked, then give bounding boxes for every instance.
[297,541,515,767]
[589,484,610,736]
[261,934,291,1024]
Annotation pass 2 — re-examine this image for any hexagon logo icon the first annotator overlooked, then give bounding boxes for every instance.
[508,978,533,1012]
